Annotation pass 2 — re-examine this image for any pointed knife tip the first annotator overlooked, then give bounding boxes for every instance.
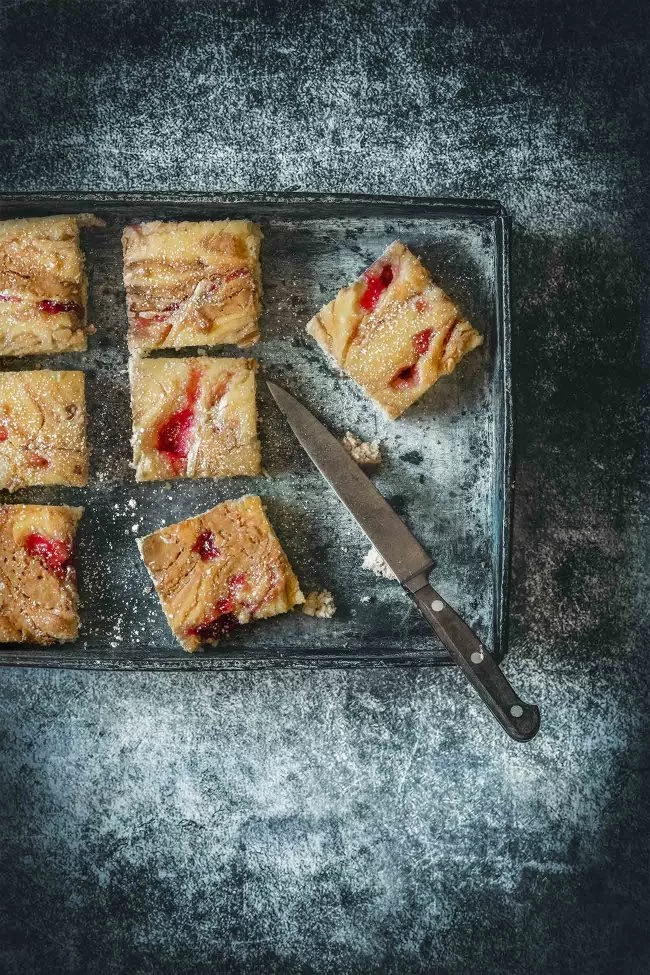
[266,380,292,411]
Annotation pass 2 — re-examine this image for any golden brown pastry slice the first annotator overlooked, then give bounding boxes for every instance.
[129,356,261,481]
[0,370,88,491]
[122,219,263,354]
[0,504,82,644]
[0,213,100,356]
[138,496,304,652]
[307,241,483,419]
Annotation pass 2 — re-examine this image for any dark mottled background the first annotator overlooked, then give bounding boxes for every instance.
[0,1,648,973]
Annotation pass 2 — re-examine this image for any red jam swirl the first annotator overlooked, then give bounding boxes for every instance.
[186,573,249,643]
[39,299,83,316]
[24,533,73,580]
[192,529,221,561]
[206,266,250,297]
[359,264,394,312]
[150,303,179,322]
[186,613,239,641]
[137,269,249,327]
[389,327,435,390]
[25,451,49,468]
[389,365,419,390]
[224,268,249,283]
[134,302,180,330]
[156,368,202,471]
[412,328,433,356]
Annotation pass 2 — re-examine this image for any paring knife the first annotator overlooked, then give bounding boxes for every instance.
[268,381,540,742]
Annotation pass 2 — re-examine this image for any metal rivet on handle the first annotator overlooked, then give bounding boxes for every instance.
[510,705,524,718]
[431,600,444,612]
[471,651,483,664]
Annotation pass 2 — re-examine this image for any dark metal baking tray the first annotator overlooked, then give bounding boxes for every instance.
[0,193,512,671]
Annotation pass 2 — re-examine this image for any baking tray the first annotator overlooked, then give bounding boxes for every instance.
[0,193,512,671]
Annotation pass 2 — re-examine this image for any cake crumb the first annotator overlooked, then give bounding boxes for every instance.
[362,546,398,580]
[301,590,336,618]
[342,432,381,466]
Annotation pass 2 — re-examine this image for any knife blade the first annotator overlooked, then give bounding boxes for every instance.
[268,381,540,742]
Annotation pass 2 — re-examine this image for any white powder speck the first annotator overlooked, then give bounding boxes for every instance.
[362,546,398,580]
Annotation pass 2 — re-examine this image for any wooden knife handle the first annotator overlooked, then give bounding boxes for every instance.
[411,581,540,742]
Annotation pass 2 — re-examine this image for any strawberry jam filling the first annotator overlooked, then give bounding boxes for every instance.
[0,422,8,442]
[389,328,434,390]
[192,529,220,561]
[186,613,239,641]
[186,573,250,642]
[244,570,282,616]
[25,451,49,468]
[206,267,250,296]
[24,533,73,580]
[150,302,180,321]
[39,299,83,316]
[135,302,180,329]
[359,264,395,312]
[224,267,249,283]
[412,328,433,356]
[136,269,249,327]
[156,368,202,471]
[390,364,419,390]
[157,409,195,466]
[229,572,247,591]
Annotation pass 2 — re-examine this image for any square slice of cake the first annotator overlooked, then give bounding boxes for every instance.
[138,496,304,652]
[0,504,82,644]
[129,356,261,481]
[122,219,263,354]
[307,241,483,419]
[0,213,100,356]
[0,370,88,491]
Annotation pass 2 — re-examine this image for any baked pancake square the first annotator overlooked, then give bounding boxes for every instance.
[138,496,304,652]
[0,370,88,492]
[123,219,263,354]
[0,213,100,356]
[0,504,82,644]
[307,241,483,419]
[129,356,261,482]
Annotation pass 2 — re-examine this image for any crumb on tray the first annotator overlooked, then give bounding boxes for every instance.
[301,590,336,618]
[342,431,382,466]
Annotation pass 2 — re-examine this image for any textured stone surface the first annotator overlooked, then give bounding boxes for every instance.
[0,1,648,973]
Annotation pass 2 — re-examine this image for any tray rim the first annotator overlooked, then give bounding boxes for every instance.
[0,190,513,672]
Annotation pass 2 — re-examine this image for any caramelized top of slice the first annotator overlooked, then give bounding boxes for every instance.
[123,219,263,352]
[0,504,82,644]
[307,241,483,419]
[138,496,303,651]
[0,213,102,356]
